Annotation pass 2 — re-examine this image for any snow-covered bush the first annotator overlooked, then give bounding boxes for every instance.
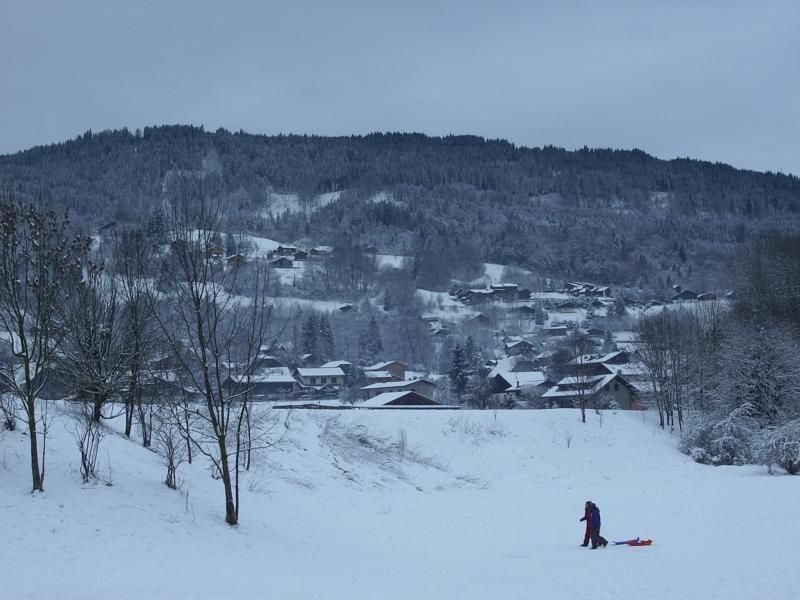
[681,405,758,466]
[752,420,800,475]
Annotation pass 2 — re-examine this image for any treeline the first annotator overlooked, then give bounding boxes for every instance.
[635,233,800,474]
[2,126,800,292]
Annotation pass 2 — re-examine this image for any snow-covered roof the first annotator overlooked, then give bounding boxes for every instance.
[250,373,296,384]
[570,351,625,365]
[359,392,443,408]
[364,361,406,371]
[542,373,625,398]
[492,371,546,388]
[364,370,394,379]
[320,360,352,368]
[360,378,433,391]
[295,367,345,377]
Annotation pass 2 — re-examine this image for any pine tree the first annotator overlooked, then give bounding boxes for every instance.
[317,313,336,360]
[448,343,469,400]
[301,313,318,356]
[359,316,383,365]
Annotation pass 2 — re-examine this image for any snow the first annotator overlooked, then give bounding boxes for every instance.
[263,191,341,217]
[376,254,407,269]
[1,407,797,600]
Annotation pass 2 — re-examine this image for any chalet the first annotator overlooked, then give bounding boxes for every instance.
[363,370,397,384]
[309,246,332,256]
[518,288,532,300]
[564,282,611,298]
[568,351,630,376]
[276,245,298,257]
[463,289,494,305]
[270,257,293,269]
[224,372,296,400]
[490,283,519,302]
[542,373,638,410]
[364,360,407,380]
[293,250,309,261]
[466,313,491,327]
[544,325,568,337]
[360,378,436,400]
[252,354,285,371]
[431,327,450,337]
[552,300,581,312]
[320,360,353,374]
[697,292,717,301]
[490,370,547,394]
[505,339,536,356]
[206,245,225,259]
[517,305,537,316]
[673,289,698,301]
[294,367,345,387]
[226,253,246,268]
[359,391,442,408]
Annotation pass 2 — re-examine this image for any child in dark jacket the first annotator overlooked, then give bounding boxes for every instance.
[590,503,608,549]
[579,501,592,547]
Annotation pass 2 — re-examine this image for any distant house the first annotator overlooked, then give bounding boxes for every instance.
[672,289,698,302]
[542,373,638,410]
[206,245,225,259]
[463,289,494,305]
[252,354,285,371]
[270,257,293,269]
[466,313,491,327]
[505,339,536,356]
[338,304,354,312]
[518,288,532,301]
[359,391,442,408]
[293,250,309,261]
[294,367,346,387]
[364,360,407,381]
[310,246,332,256]
[490,283,519,302]
[568,351,630,376]
[517,305,537,317]
[490,370,547,394]
[320,360,353,374]
[431,327,450,338]
[225,372,296,400]
[697,292,717,301]
[363,370,397,384]
[360,378,436,400]
[564,282,611,298]
[544,325,568,337]
[225,253,246,269]
[276,245,298,256]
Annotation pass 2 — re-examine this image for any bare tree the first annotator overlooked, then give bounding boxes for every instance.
[153,405,187,489]
[154,190,274,525]
[0,201,86,491]
[57,263,131,423]
[111,227,159,443]
[65,400,106,483]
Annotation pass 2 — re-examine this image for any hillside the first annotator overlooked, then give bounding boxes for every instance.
[2,127,800,292]
[1,407,796,600]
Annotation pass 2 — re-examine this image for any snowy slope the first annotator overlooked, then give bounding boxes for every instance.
[1,408,796,600]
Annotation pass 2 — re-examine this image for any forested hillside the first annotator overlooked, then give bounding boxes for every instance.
[2,125,799,292]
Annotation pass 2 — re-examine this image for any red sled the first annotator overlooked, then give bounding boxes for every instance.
[612,538,653,546]
[626,539,652,546]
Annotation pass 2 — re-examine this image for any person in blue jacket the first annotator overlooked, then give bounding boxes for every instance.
[590,502,608,549]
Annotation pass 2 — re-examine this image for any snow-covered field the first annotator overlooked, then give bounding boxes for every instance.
[1,408,796,600]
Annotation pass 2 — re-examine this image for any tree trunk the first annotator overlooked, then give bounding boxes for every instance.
[26,397,43,492]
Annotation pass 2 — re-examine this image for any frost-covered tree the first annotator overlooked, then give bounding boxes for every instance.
[0,201,87,492]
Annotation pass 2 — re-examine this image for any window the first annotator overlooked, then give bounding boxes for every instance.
[614,383,619,391]
[310,377,317,384]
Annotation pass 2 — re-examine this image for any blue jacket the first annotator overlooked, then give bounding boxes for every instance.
[590,505,601,528]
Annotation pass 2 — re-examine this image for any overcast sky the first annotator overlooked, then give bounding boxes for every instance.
[2,0,798,174]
